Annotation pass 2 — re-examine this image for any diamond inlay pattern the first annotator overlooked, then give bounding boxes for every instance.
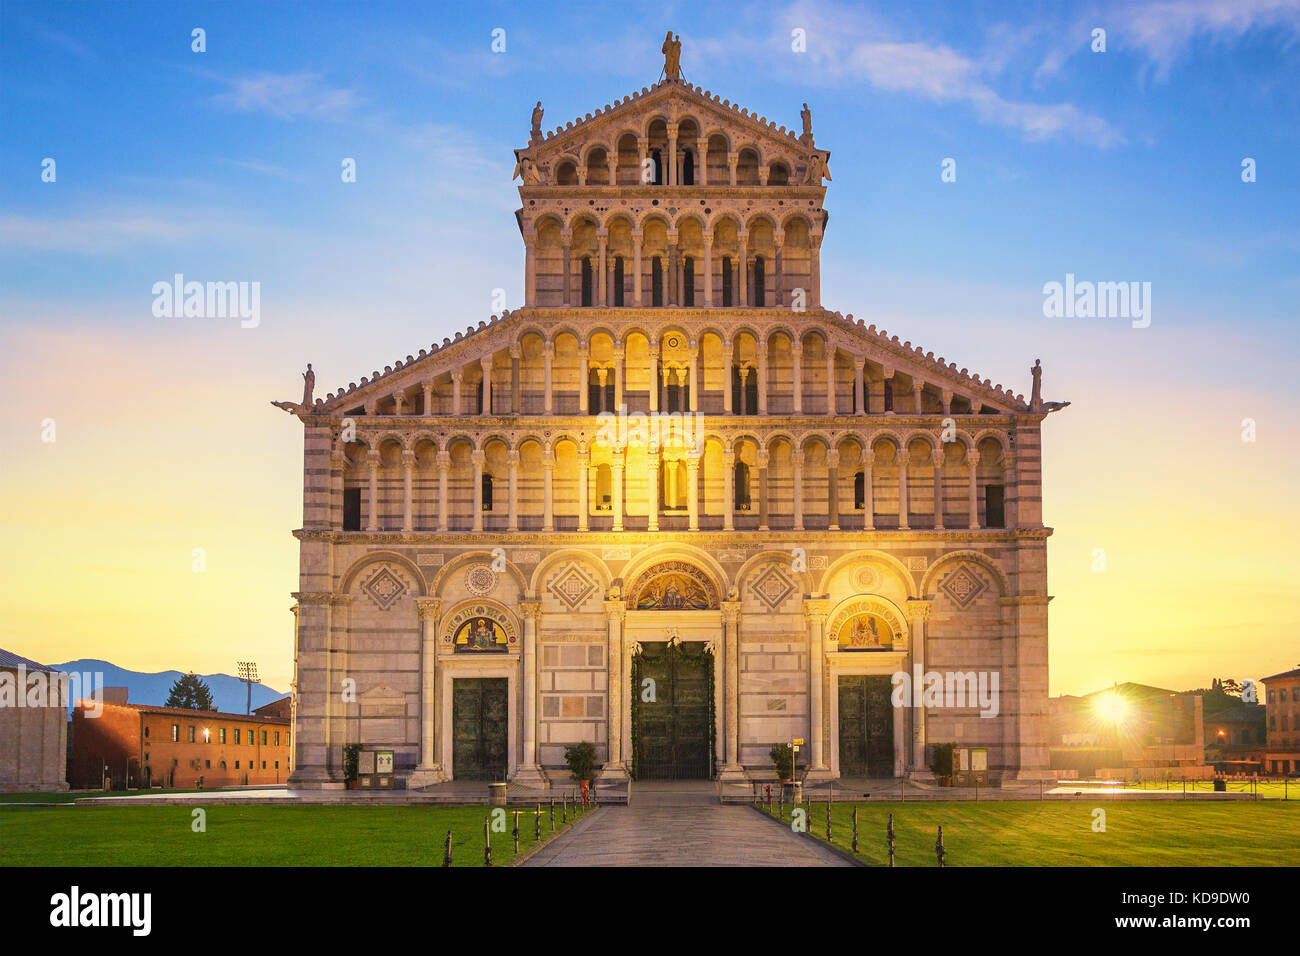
[362,566,408,611]
[940,565,988,609]
[751,565,796,611]
[548,564,598,611]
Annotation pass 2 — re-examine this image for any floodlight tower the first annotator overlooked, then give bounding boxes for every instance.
[237,661,259,715]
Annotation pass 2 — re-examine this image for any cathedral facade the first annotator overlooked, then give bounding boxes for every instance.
[284,46,1057,790]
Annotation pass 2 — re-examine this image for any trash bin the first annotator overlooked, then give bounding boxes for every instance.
[1213,778,1226,792]
[489,782,508,806]
[782,781,803,805]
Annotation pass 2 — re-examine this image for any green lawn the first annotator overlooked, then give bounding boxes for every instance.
[0,788,207,804]
[0,802,592,866]
[761,801,1299,866]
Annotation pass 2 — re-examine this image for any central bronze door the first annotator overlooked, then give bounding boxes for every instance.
[633,643,711,779]
[452,678,508,781]
[838,675,895,778]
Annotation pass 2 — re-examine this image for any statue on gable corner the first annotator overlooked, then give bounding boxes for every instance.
[800,102,813,144]
[1030,359,1043,410]
[271,363,315,419]
[530,101,544,145]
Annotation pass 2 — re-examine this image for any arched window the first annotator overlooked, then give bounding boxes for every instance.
[651,148,664,186]
[745,368,759,415]
[984,484,1005,528]
[753,256,766,307]
[734,460,751,511]
[683,150,695,186]
[652,257,664,306]
[722,257,733,307]
[883,377,894,412]
[683,256,695,307]
[660,460,688,509]
[613,257,625,307]
[475,378,484,413]
[854,471,865,509]
[482,473,494,512]
[581,256,593,307]
[588,367,603,414]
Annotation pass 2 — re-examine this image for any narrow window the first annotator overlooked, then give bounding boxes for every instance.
[581,256,593,307]
[854,471,865,509]
[652,257,663,306]
[261,731,268,746]
[683,150,695,186]
[722,257,733,307]
[219,728,226,744]
[731,365,743,414]
[475,378,484,414]
[734,460,751,511]
[234,729,241,745]
[745,369,759,416]
[985,484,1005,528]
[651,148,663,185]
[171,724,178,742]
[683,256,695,307]
[187,726,195,743]
[884,378,894,412]
[613,257,625,307]
[753,256,766,307]
[482,473,494,512]
[588,368,602,414]
[343,487,362,531]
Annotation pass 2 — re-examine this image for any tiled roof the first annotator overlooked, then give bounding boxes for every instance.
[1262,668,1300,682]
[75,700,289,724]
[0,647,56,672]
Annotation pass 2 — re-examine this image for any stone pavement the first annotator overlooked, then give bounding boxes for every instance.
[522,782,852,867]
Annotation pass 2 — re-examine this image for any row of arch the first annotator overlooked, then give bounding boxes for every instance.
[527,209,821,239]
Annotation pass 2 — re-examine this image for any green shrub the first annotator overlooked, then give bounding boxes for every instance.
[343,744,362,781]
[929,742,956,778]
[564,742,598,782]
[770,743,795,780]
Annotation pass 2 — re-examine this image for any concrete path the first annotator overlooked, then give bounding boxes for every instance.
[522,782,852,867]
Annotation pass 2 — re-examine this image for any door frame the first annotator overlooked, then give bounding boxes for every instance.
[827,651,907,779]
[440,662,518,781]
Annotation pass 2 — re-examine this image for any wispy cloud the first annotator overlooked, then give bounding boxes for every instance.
[209,71,359,120]
[0,213,193,255]
[1117,0,1300,76]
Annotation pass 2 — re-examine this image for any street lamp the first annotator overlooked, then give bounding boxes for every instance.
[237,661,259,715]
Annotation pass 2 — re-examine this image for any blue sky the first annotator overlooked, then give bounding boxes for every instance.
[2,0,1298,692]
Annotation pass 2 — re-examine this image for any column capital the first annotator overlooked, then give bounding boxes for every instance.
[471,450,486,465]
[967,451,981,469]
[802,597,830,622]
[506,450,520,465]
[721,601,742,624]
[416,597,443,621]
[604,598,627,622]
[827,451,840,467]
[931,450,945,468]
[436,452,451,470]
[401,451,416,467]
[518,600,542,622]
[906,599,933,621]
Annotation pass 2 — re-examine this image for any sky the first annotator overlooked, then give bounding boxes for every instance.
[1,0,1298,695]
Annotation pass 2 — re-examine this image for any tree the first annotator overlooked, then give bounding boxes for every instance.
[165,672,215,711]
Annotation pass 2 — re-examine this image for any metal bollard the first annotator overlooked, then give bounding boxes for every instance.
[935,825,946,868]
[887,813,895,868]
[549,797,555,831]
[851,806,859,854]
[535,803,542,841]
[484,816,493,867]
[512,810,520,854]
[825,794,832,842]
[443,829,453,867]
[562,792,568,824]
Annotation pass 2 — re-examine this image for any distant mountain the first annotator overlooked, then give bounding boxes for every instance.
[52,659,285,715]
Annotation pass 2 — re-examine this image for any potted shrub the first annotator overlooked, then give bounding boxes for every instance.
[929,742,955,786]
[564,742,597,804]
[770,743,802,804]
[343,743,362,790]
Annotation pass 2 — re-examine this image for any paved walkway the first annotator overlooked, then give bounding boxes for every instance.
[523,782,852,867]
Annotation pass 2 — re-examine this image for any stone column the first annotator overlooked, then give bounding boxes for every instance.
[757,346,768,414]
[967,451,981,529]
[941,389,953,416]
[913,380,924,414]
[365,450,379,531]
[542,450,555,531]
[647,447,660,532]
[648,347,659,412]
[401,451,415,531]
[666,234,678,307]
[720,601,744,778]
[826,349,837,414]
[524,234,537,306]
[392,393,405,416]
[906,601,933,774]
[510,347,521,414]
[561,234,572,306]
[637,137,648,183]
[410,597,445,786]
[597,229,608,307]
[577,449,590,532]
[578,346,590,414]
[688,340,698,413]
[810,233,823,307]
[702,230,713,306]
[826,450,839,531]
[932,450,945,530]
[666,128,677,186]
[774,233,784,307]
[737,232,748,307]
[897,450,910,530]
[329,445,346,529]
[883,370,895,414]
[804,600,829,773]
[480,358,493,415]
[792,450,804,531]
[722,449,735,531]
[507,450,519,531]
[436,452,449,531]
[632,230,643,306]
[422,382,434,416]
[727,150,737,186]
[611,451,625,532]
[471,450,485,532]
[791,343,803,414]
[855,359,866,415]
[686,453,700,531]
[450,369,463,416]
[613,347,625,411]
[757,451,770,531]
[603,599,628,777]
[542,342,554,414]
[723,346,733,414]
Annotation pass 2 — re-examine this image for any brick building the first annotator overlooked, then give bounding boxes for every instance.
[0,648,69,792]
[1262,667,1300,775]
[70,698,291,789]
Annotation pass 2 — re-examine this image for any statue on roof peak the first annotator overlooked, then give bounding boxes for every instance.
[530,101,543,145]
[662,31,682,82]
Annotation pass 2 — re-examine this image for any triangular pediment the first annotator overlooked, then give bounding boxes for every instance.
[522,79,826,172]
